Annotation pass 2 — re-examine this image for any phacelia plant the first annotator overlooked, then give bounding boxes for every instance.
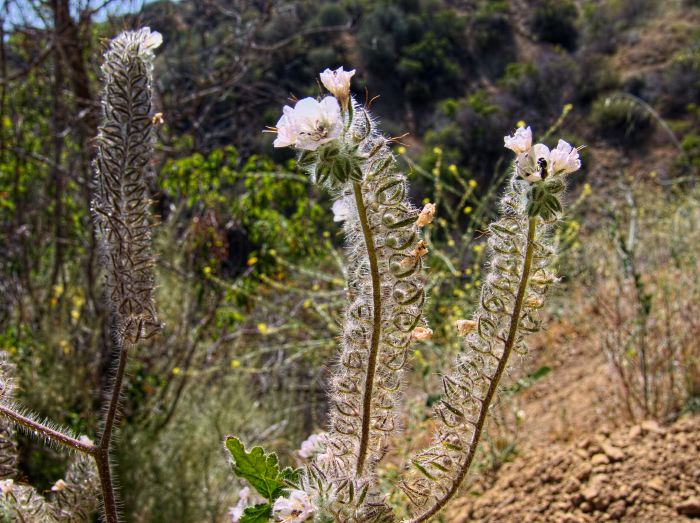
[225,68,581,522]
[0,28,162,523]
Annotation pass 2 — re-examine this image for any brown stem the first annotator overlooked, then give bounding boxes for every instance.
[0,405,95,454]
[92,340,130,523]
[352,180,382,477]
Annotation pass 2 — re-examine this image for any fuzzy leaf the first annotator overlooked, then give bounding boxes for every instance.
[240,503,272,523]
[279,466,303,487]
[225,437,286,501]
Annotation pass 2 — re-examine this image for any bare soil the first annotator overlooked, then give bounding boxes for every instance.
[449,300,700,522]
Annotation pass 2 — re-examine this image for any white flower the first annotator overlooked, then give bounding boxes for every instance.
[272,489,315,522]
[273,106,299,149]
[332,196,353,223]
[320,67,355,109]
[515,143,549,183]
[229,505,244,523]
[504,126,532,154]
[0,479,13,495]
[273,97,343,151]
[549,139,581,174]
[298,432,328,459]
[229,487,254,523]
[140,27,163,50]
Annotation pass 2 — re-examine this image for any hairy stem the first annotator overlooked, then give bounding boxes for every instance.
[99,343,129,450]
[91,342,130,523]
[408,216,537,523]
[352,180,382,476]
[0,405,95,454]
[95,453,118,523]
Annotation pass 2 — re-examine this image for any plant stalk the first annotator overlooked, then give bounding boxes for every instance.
[352,180,382,477]
[0,405,95,454]
[408,216,538,523]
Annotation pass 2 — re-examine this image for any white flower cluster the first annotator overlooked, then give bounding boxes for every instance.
[504,126,581,182]
[273,97,343,151]
[272,489,315,523]
[272,67,355,151]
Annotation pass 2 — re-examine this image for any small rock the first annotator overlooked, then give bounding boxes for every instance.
[581,477,606,502]
[591,453,610,466]
[600,442,625,462]
[641,420,666,435]
[582,484,599,502]
[580,501,593,513]
[677,497,700,517]
[646,477,665,492]
[564,478,581,494]
[628,425,642,439]
[575,462,593,481]
[608,499,627,520]
[594,494,612,511]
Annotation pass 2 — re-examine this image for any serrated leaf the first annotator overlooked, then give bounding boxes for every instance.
[240,503,272,523]
[279,466,303,487]
[226,437,286,501]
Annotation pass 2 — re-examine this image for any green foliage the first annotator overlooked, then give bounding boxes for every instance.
[424,91,507,175]
[225,437,300,502]
[574,53,620,104]
[358,1,468,107]
[528,0,579,51]
[663,39,700,114]
[590,95,652,145]
[468,0,514,77]
[241,504,273,523]
[527,179,565,220]
[680,132,700,171]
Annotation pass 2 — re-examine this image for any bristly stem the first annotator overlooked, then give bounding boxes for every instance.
[352,180,382,477]
[93,341,130,523]
[99,342,129,450]
[0,405,95,455]
[408,216,538,523]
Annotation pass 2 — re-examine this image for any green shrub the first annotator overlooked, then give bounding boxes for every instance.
[528,0,579,51]
[590,94,653,144]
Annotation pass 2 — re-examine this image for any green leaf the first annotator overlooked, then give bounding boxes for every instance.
[240,503,272,523]
[279,466,303,487]
[225,437,287,501]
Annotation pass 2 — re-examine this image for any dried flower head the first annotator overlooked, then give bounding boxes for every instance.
[412,326,434,341]
[416,203,436,227]
[455,319,477,336]
[51,479,68,492]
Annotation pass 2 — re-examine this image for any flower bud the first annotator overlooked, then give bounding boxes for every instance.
[320,66,355,111]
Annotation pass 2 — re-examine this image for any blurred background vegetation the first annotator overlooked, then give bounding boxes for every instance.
[1,0,699,521]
